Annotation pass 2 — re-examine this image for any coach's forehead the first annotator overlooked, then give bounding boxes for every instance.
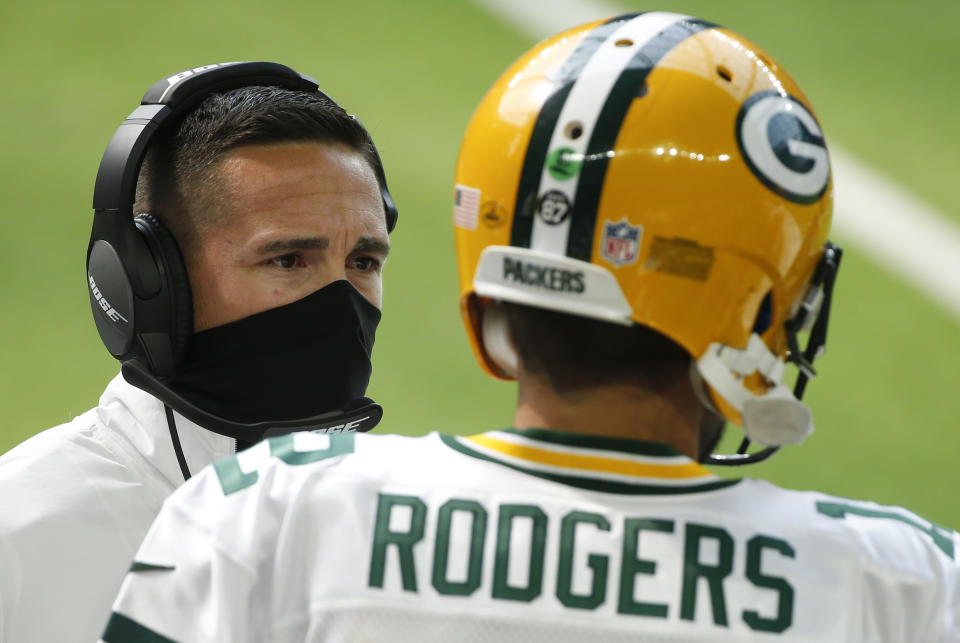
[201,142,377,218]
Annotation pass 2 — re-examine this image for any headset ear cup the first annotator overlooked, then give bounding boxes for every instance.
[134,213,193,364]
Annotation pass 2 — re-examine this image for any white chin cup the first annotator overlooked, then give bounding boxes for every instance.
[481,303,519,378]
[697,334,814,447]
[741,389,813,446]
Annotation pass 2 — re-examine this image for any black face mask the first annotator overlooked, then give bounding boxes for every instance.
[122,280,383,443]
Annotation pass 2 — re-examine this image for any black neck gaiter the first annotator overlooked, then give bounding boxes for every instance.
[166,279,380,424]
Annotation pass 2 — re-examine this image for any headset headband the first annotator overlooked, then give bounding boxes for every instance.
[93,62,323,215]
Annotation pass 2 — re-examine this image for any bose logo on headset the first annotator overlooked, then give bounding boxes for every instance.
[736,91,830,205]
[158,63,245,102]
[88,276,128,324]
[165,63,241,87]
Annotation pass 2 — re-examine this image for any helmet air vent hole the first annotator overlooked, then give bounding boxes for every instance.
[564,121,584,140]
[717,65,733,82]
[753,292,773,335]
[615,39,634,47]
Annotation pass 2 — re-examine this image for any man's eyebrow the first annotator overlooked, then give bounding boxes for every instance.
[256,237,330,255]
[352,236,390,258]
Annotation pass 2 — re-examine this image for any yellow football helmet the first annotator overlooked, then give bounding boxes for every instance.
[453,12,842,465]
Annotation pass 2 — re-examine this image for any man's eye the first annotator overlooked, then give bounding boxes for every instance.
[270,254,301,270]
[351,256,381,272]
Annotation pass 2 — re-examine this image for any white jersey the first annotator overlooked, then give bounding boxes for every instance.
[0,374,236,643]
[105,429,959,642]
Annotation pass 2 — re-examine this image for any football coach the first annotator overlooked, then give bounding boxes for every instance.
[0,62,397,643]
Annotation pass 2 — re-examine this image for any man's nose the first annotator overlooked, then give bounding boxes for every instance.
[316,259,348,287]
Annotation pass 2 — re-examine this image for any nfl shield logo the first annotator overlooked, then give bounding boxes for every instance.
[601,218,642,266]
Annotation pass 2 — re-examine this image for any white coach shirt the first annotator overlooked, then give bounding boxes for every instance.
[0,374,236,643]
[104,429,959,642]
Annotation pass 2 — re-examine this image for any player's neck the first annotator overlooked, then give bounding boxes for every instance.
[512,373,702,459]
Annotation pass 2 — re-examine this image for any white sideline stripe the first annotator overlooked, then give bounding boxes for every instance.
[471,0,626,41]
[831,149,960,320]
[471,0,960,322]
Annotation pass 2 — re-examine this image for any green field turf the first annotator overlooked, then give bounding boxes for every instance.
[1,0,957,531]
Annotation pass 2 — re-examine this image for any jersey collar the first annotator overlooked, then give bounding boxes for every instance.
[441,428,739,495]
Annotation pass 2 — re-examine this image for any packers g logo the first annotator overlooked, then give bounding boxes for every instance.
[736,91,830,204]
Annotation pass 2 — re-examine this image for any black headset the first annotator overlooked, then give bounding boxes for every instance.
[87,62,398,377]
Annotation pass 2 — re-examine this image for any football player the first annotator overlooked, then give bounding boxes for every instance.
[101,14,959,642]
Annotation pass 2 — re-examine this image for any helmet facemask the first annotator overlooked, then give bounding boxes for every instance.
[701,243,843,465]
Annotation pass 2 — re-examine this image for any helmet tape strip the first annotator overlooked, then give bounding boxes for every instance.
[568,16,716,259]
[510,13,641,249]
[534,13,687,257]
[508,13,716,259]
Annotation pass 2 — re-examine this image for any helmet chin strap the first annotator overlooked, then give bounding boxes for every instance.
[697,242,843,466]
[697,334,814,447]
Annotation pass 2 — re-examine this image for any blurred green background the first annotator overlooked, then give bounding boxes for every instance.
[1,0,957,528]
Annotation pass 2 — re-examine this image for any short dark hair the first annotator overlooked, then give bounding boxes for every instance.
[134,85,384,255]
[503,302,691,394]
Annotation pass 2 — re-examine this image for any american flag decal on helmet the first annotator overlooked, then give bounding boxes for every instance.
[453,184,481,230]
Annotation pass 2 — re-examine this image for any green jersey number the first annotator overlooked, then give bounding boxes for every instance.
[816,501,955,559]
[214,433,355,496]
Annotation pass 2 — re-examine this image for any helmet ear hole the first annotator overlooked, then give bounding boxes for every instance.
[752,292,773,336]
[481,302,519,379]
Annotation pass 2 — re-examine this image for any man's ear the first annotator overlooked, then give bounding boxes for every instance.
[481,300,519,379]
